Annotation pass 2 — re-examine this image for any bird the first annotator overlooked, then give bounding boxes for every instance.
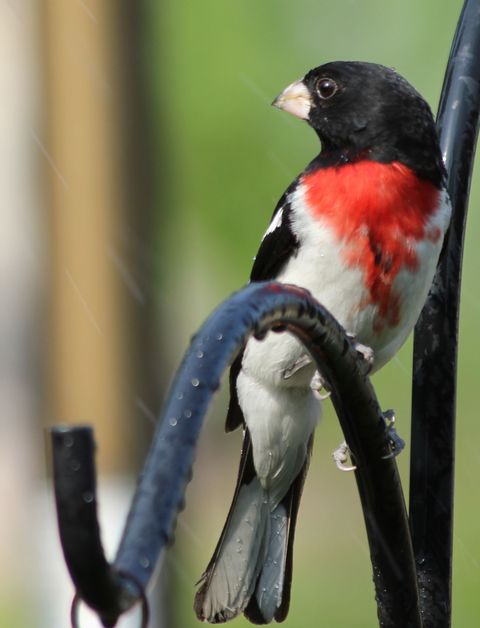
[194,61,451,624]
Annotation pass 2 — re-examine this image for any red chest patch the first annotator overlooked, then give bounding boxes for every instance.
[302,160,441,332]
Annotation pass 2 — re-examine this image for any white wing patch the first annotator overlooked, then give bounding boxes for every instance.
[262,207,284,240]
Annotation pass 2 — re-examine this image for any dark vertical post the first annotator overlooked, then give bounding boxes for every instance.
[410,1,480,626]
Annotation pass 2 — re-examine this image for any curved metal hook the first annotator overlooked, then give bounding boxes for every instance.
[52,281,421,627]
[51,427,141,627]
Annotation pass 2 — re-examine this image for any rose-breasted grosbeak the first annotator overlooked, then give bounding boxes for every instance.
[194,61,451,624]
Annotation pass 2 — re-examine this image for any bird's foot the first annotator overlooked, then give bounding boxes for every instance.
[310,370,331,400]
[333,411,404,471]
[346,332,374,371]
[381,409,405,459]
[333,441,356,471]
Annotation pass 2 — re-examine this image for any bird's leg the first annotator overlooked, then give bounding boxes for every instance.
[332,441,356,471]
[333,410,404,471]
[282,354,311,379]
[310,370,331,400]
[283,355,332,399]
[381,409,405,459]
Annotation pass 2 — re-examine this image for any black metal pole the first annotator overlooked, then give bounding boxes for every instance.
[52,281,420,627]
[409,1,480,626]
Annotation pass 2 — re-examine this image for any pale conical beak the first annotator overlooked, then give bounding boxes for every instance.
[272,79,312,120]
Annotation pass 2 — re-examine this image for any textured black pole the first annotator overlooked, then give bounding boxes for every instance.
[409,1,480,626]
[52,282,420,627]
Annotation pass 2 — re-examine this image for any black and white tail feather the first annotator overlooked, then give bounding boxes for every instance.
[194,430,312,624]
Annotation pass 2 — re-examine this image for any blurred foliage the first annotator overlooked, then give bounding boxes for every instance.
[143,1,479,626]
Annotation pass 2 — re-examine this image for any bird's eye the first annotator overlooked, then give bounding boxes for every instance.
[316,78,338,100]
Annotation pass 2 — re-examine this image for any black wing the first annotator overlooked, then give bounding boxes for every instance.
[225,351,244,432]
[250,180,300,281]
[194,429,256,617]
[225,181,300,432]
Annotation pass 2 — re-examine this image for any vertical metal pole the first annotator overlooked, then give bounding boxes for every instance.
[410,2,480,626]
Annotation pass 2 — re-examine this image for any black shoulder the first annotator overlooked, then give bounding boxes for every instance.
[250,181,300,282]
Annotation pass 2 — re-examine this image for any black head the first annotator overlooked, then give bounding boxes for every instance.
[273,61,445,186]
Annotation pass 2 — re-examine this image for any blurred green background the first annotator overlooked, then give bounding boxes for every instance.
[2,0,479,626]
